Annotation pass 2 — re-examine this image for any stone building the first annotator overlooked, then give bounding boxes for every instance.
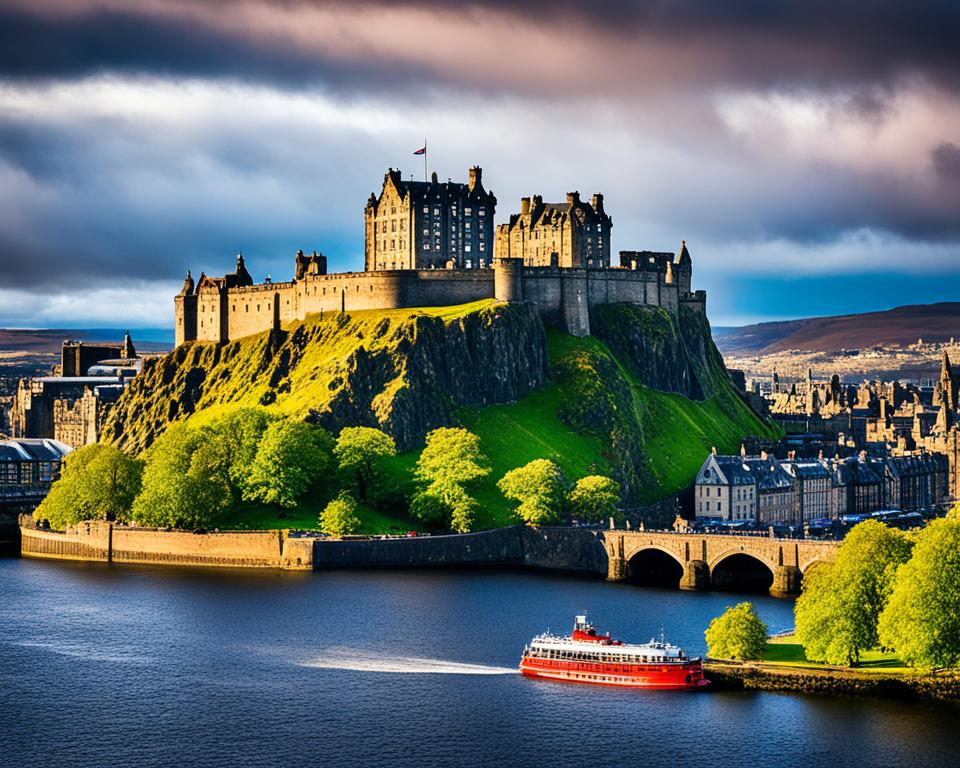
[781,457,833,521]
[493,192,611,269]
[11,335,144,449]
[0,438,71,509]
[364,167,496,271]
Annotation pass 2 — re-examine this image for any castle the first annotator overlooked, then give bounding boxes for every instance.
[175,166,705,346]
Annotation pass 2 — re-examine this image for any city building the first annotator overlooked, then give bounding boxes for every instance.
[0,438,72,509]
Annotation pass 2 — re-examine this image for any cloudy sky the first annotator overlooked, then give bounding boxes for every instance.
[0,0,958,329]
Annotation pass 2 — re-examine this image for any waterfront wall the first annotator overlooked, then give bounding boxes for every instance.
[19,518,313,570]
[310,526,608,574]
[18,518,609,575]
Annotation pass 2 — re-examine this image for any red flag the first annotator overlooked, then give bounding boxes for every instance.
[413,146,426,155]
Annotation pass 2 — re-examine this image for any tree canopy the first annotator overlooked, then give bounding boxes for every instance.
[566,475,621,522]
[35,444,143,530]
[704,602,768,661]
[497,459,566,525]
[410,428,488,532]
[414,428,490,488]
[195,408,279,502]
[334,426,397,501]
[795,520,913,666]
[878,516,960,669]
[319,493,362,537]
[132,424,232,529]
[244,420,335,509]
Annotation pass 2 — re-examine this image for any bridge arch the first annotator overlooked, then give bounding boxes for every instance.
[624,545,685,588]
[709,549,776,593]
[801,558,831,575]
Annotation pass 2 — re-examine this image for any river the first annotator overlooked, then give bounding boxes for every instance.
[1,558,956,768]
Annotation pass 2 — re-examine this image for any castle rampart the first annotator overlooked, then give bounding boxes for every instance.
[176,250,701,343]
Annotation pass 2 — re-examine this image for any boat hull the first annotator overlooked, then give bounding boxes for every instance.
[519,656,709,690]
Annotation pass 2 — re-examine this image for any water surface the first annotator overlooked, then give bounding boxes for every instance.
[1,559,955,768]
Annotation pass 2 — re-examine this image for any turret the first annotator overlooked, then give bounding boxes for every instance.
[468,166,482,193]
[591,193,604,214]
[178,269,195,297]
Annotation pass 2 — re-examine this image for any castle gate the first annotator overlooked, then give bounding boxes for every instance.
[603,530,838,596]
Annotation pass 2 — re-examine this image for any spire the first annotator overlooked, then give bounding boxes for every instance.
[677,239,691,266]
[121,330,136,359]
[941,350,953,382]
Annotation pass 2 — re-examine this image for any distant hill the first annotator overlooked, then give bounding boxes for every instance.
[0,328,173,354]
[714,303,960,356]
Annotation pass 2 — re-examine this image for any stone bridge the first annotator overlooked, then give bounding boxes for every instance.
[603,530,839,596]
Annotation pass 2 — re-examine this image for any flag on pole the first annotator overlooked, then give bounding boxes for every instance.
[413,146,426,155]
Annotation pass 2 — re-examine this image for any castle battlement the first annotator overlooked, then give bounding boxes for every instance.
[175,168,702,345]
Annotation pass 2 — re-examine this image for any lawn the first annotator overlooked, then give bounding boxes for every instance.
[760,635,910,674]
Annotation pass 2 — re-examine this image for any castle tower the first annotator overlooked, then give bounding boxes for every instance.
[174,269,198,347]
[121,330,136,360]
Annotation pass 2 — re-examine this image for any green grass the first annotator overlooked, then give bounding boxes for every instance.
[217,497,412,535]
[760,636,910,674]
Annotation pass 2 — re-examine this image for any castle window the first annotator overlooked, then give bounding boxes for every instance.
[465,244,472,252]
[465,207,472,215]
[423,244,430,250]
[479,209,485,216]
[423,206,429,213]
[245,305,249,312]
[434,208,440,215]
[479,243,485,251]
[257,305,260,312]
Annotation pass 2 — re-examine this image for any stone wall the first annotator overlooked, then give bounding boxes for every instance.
[19,518,610,575]
[311,526,609,575]
[19,517,312,570]
[177,261,688,344]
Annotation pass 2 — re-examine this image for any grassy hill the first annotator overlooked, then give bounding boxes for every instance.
[104,300,776,533]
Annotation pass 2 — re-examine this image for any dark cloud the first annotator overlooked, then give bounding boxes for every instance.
[0,1,958,96]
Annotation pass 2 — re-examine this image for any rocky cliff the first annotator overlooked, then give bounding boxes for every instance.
[104,301,548,453]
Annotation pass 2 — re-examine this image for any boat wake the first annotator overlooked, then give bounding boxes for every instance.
[297,651,515,675]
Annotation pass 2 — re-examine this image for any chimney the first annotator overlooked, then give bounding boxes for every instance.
[566,191,580,205]
[520,196,531,215]
[533,194,543,209]
[591,193,604,213]
[788,450,796,461]
[468,166,481,192]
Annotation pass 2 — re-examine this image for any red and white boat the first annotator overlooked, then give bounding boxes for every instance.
[519,615,709,690]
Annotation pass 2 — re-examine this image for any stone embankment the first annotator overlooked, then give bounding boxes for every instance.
[705,661,960,702]
[20,517,314,570]
[18,518,610,575]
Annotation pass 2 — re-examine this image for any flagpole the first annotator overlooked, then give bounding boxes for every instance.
[424,138,428,182]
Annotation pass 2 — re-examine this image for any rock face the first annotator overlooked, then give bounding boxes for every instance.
[103,302,549,453]
[589,303,727,400]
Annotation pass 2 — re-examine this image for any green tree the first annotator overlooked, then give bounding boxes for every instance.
[567,475,621,522]
[497,459,566,525]
[878,517,960,669]
[35,444,143,530]
[244,419,335,509]
[409,479,478,533]
[334,426,397,501]
[414,428,490,487]
[195,408,279,502]
[705,602,769,660]
[795,520,913,666]
[132,424,232,529]
[410,428,488,532]
[319,492,362,537]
